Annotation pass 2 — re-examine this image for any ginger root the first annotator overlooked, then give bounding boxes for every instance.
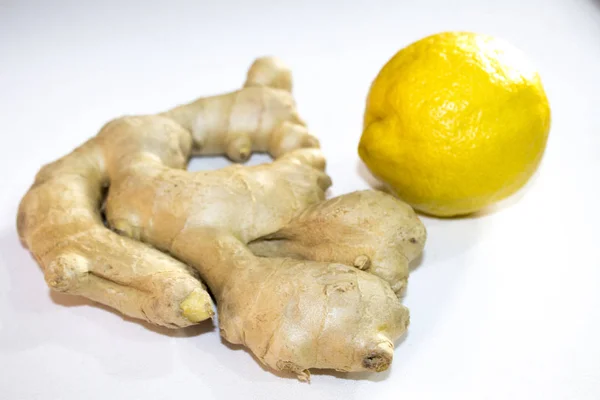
[184,229,408,381]
[249,190,426,296]
[17,137,213,328]
[17,57,426,379]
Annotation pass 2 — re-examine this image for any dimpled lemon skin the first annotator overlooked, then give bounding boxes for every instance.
[359,32,551,217]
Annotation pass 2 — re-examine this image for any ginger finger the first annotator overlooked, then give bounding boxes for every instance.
[106,142,331,248]
[170,228,409,381]
[162,58,316,161]
[269,121,321,158]
[276,147,327,171]
[17,143,213,327]
[225,132,253,162]
[248,190,427,296]
[44,248,212,326]
[244,56,293,92]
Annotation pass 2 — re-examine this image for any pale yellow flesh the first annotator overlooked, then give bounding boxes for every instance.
[17,57,426,379]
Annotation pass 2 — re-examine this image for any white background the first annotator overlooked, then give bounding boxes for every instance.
[1,0,599,399]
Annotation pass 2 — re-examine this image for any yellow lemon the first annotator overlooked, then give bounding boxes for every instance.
[359,32,551,217]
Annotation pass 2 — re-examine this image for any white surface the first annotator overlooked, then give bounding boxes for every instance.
[1,0,599,399]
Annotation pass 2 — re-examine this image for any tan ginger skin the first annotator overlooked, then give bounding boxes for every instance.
[17,57,426,380]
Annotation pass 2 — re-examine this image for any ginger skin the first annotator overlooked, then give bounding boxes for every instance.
[17,57,425,379]
[164,57,316,162]
[17,139,213,328]
[183,230,408,381]
[249,190,426,296]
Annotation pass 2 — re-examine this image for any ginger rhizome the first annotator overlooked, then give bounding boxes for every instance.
[17,57,426,380]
